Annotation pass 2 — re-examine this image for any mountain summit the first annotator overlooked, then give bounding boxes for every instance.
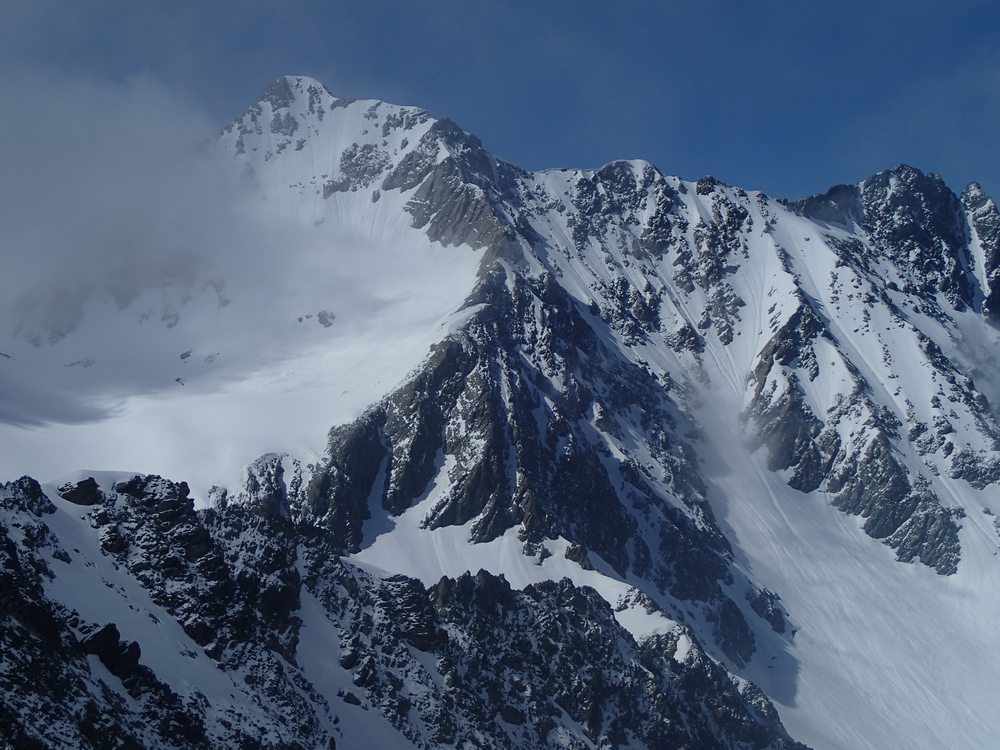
[3,77,1000,750]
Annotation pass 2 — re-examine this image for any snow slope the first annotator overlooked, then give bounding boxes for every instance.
[0,79,484,500]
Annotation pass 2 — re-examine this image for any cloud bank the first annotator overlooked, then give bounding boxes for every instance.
[0,68,479,431]
[1,69,250,341]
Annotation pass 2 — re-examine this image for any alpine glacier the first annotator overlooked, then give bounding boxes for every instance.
[3,75,1000,750]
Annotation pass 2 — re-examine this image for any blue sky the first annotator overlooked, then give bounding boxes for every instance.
[4,0,999,198]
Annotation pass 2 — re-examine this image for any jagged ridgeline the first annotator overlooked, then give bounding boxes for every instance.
[2,476,803,748]
[4,75,1000,749]
[224,77,1000,575]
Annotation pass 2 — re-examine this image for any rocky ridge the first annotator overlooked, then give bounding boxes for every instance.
[2,475,804,749]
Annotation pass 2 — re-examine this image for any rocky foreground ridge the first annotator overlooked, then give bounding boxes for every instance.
[2,474,803,748]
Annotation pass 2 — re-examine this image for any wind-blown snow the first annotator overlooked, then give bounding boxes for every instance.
[0,184,482,502]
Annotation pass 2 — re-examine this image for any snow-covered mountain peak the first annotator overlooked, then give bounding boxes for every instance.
[857,163,958,221]
[222,74,437,202]
[6,75,1000,750]
[961,179,992,205]
[258,74,337,110]
[790,162,991,313]
[800,164,956,223]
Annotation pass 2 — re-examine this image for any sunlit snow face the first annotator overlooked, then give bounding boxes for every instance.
[0,69,482,495]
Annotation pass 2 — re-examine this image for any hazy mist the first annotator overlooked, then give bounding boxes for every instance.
[0,67,470,430]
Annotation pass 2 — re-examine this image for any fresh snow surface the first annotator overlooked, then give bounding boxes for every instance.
[693,392,1000,750]
[0,185,483,502]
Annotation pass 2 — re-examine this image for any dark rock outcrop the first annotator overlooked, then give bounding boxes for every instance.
[58,477,103,506]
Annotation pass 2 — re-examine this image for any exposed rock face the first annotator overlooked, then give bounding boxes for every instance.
[748,588,787,634]
[1,477,804,749]
[857,166,975,310]
[796,165,976,309]
[57,477,103,506]
[0,478,215,749]
[80,623,141,678]
[300,265,732,602]
[961,181,1000,320]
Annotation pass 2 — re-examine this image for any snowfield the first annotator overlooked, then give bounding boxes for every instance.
[0,168,484,501]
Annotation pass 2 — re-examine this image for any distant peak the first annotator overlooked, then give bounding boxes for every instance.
[260,75,336,110]
[961,181,992,206]
[863,163,942,187]
[695,175,723,194]
[281,74,324,87]
[961,182,999,225]
[793,182,862,226]
[889,163,923,179]
[857,163,956,207]
[260,76,295,109]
